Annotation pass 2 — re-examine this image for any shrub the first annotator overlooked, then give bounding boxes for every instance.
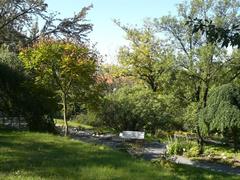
[166,137,199,156]
[98,85,174,133]
[74,111,98,126]
[167,139,184,155]
[184,145,200,157]
[0,48,57,133]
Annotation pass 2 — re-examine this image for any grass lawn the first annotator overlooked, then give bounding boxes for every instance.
[54,119,93,130]
[0,131,239,180]
[54,119,115,134]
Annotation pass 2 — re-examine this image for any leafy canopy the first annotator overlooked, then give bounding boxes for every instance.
[116,21,174,92]
[19,39,97,93]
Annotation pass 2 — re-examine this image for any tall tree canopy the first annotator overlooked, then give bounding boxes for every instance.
[116,21,174,92]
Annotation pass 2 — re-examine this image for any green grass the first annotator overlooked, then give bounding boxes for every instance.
[54,119,93,130]
[0,131,239,180]
[54,119,115,134]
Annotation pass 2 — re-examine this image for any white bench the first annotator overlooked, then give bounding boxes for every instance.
[119,131,145,140]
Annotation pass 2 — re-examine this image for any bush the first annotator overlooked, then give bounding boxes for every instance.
[166,137,199,157]
[74,111,98,126]
[167,139,184,155]
[98,85,174,133]
[0,53,57,133]
[184,146,200,157]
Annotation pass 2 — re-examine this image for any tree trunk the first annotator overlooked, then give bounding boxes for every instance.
[194,84,204,154]
[197,125,204,154]
[196,81,210,154]
[232,127,239,151]
[62,92,68,136]
[202,83,210,133]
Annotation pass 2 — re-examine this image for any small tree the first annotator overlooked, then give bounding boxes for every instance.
[19,39,98,135]
[199,83,240,150]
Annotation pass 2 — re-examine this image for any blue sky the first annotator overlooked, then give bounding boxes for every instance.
[45,0,179,63]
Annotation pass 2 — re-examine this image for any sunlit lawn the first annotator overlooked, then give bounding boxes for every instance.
[54,119,93,130]
[54,119,114,134]
[0,130,239,180]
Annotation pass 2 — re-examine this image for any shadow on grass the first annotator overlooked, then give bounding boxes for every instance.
[0,130,238,180]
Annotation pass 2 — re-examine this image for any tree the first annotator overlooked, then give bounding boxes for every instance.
[153,0,240,152]
[116,21,174,92]
[199,83,240,150]
[0,0,93,50]
[19,39,98,135]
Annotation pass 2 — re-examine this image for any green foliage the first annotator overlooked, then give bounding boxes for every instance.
[19,40,97,91]
[200,83,240,149]
[182,102,198,130]
[19,39,99,134]
[116,21,174,92]
[185,145,200,158]
[0,49,57,132]
[98,85,175,133]
[99,64,136,93]
[0,46,23,70]
[72,111,98,126]
[167,137,199,157]
[167,138,185,156]
[154,0,240,104]
[151,0,240,152]
[201,83,240,130]
[21,84,58,132]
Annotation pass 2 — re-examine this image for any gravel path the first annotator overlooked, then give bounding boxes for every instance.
[66,127,240,176]
[143,142,166,160]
